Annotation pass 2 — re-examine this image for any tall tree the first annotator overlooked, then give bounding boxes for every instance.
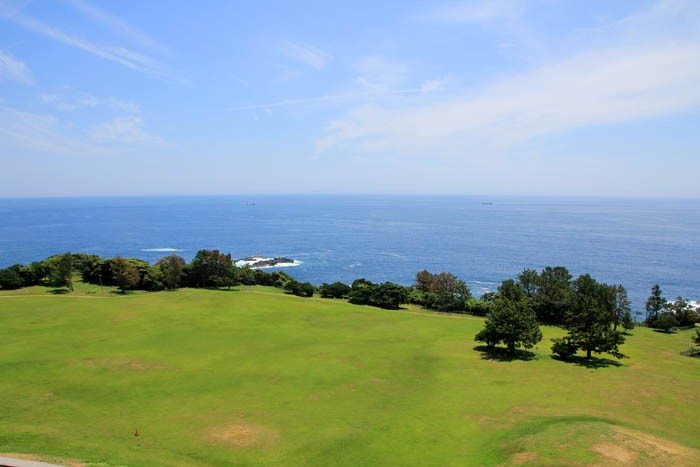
[189,249,237,288]
[666,297,699,327]
[517,268,539,299]
[562,274,625,359]
[111,256,141,293]
[645,284,666,325]
[157,254,186,289]
[49,252,74,291]
[475,297,542,353]
[534,266,572,324]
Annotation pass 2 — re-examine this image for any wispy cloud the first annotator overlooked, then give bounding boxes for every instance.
[0,104,110,156]
[229,84,450,112]
[0,4,181,82]
[281,41,331,71]
[90,116,160,144]
[63,0,167,53]
[0,50,32,84]
[317,1,700,157]
[41,91,140,113]
[354,56,408,91]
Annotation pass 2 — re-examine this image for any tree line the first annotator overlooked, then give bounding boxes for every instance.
[2,252,697,360]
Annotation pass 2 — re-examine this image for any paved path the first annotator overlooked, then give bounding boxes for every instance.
[0,457,65,467]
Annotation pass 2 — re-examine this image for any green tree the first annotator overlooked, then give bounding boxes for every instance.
[645,284,666,325]
[111,256,141,293]
[319,281,351,298]
[653,312,679,332]
[666,297,699,327]
[534,266,572,324]
[0,267,24,290]
[475,297,542,353]
[517,268,539,299]
[48,252,74,291]
[142,266,165,291]
[562,274,625,359]
[188,249,237,288]
[156,254,186,289]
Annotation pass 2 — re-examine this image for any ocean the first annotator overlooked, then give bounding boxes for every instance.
[1,195,699,311]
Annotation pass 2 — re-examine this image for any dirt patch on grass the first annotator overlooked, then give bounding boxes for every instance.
[80,358,166,371]
[511,451,538,465]
[589,427,700,466]
[0,452,85,466]
[202,424,278,448]
[592,442,636,464]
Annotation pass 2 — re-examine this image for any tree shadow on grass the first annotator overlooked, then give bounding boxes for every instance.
[473,345,537,362]
[552,355,624,369]
[49,288,69,294]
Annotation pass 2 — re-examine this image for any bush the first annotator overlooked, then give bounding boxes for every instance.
[551,337,578,359]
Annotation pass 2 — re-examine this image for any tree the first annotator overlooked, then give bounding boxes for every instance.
[142,266,165,291]
[561,274,625,359]
[48,252,73,291]
[0,267,23,290]
[497,279,526,302]
[319,281,351,299]
[534,266,572,324]
[156,254,186,289]
[111,256,141,292]
[645,284,666,325]
[517,268,539,299]
[412,271,471,312]
[370,282,408,309]
[666,297,699,327]
[475,297,542,353]
[653,312,679,332]
[188,249,237,288]
[600,284,632,331]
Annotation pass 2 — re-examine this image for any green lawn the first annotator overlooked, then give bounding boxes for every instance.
[0,285,698,466]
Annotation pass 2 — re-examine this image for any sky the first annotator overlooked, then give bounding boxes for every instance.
[1,0,699,197]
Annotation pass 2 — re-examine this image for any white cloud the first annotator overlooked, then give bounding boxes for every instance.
[0,50,32,84]
[41,91,140,113]
[63,0,166,53]
[318,43,700,155]
[281,41,331,71]
[90,116,159,144]
[0,6,181,82]
[354,56,408,91]
[318,1,700,157]
[0,104,109,156]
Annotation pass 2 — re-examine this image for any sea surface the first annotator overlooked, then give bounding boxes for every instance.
[1,195,699,311]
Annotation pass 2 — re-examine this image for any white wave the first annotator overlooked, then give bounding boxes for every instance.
[141,248,183,252]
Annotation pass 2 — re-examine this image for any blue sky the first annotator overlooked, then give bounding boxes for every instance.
[1,0,699,197]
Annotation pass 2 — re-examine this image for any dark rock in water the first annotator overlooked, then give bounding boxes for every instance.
[238,257,296,268]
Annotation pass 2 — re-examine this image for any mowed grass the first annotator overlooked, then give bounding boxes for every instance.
[0,285,698,466]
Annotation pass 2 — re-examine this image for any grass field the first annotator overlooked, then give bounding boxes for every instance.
[1,283,698,466]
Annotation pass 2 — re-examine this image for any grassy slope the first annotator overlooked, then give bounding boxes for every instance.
[0,285,698,466]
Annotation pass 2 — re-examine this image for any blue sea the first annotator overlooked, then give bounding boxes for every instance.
[1,195,699,311]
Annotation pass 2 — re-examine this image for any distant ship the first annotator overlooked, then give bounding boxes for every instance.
[246,202,256,206]
[481,202,494,205]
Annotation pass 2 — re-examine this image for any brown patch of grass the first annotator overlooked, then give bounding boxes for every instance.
[511,451,539,465]
[586,427,700,466]
[201,424,278,448]
[592,442,637,464]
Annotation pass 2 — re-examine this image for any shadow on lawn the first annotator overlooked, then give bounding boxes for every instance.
[473,345,537,362]
[49,288,69,294]
[552,355,624,369]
